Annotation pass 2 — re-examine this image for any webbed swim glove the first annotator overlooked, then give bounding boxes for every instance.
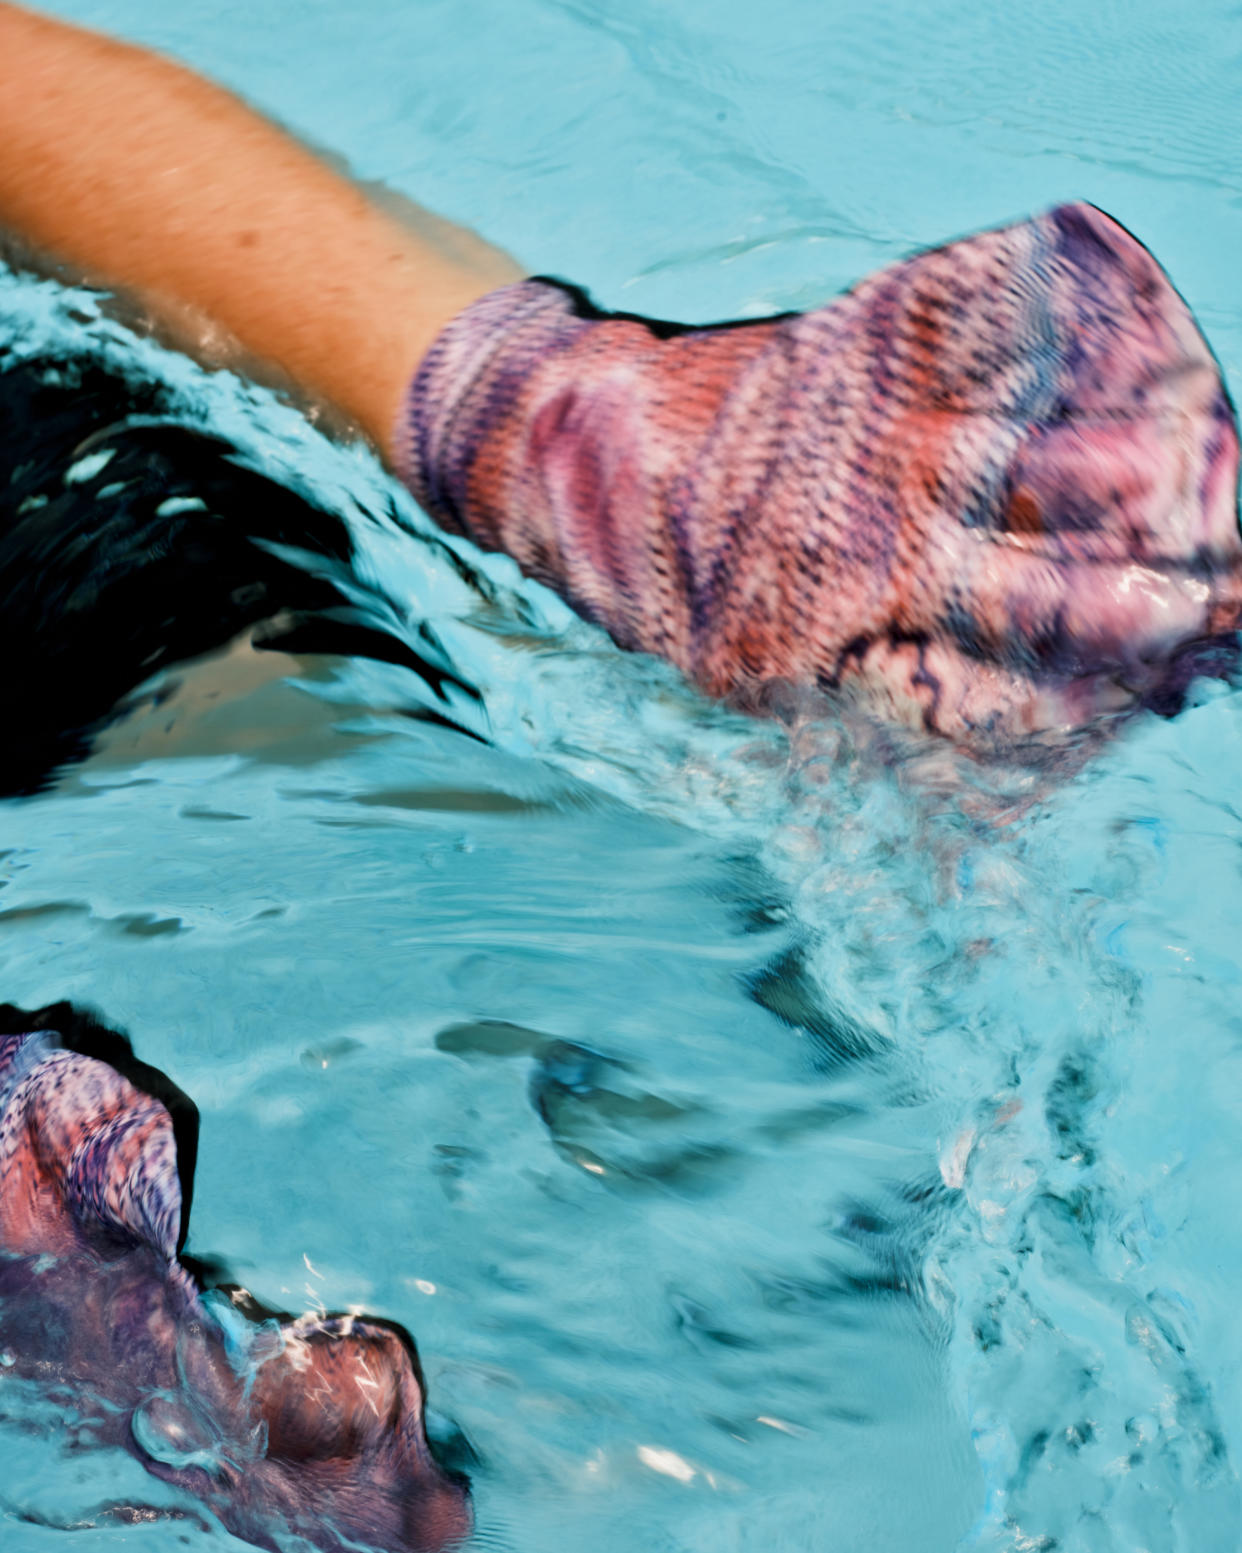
[396,202,1242,743]
[0,1029,470,1553]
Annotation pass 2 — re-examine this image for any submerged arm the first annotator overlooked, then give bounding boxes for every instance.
[0,1,521,453]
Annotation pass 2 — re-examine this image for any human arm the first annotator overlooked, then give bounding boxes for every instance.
[2,4,1239,743]
[0,1,522,453]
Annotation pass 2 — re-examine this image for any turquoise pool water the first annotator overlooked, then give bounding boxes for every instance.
[4,1,1242,1549]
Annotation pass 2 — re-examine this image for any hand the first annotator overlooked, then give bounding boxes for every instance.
[399,203,1241,746]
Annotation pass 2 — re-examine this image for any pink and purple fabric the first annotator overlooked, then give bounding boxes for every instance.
[397,201,1242,743]
[0,1029,469,1553]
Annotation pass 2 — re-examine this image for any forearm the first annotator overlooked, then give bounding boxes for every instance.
[0,3,521,454]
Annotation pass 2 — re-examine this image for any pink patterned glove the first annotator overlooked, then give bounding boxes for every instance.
[0,1029,469,1553]
[396,201,1241,743]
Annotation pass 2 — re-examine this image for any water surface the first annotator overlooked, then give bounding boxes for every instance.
[3,1,1242,1549]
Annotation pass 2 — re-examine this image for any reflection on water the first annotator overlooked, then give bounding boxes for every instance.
[4,0,1242,1544]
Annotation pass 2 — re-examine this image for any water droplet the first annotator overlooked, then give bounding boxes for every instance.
[64,448,116,485]
[131,1392,223,1476]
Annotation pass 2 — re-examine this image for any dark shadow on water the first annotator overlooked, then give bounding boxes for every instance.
[743,941,888,1075]
[0,348,485,795]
